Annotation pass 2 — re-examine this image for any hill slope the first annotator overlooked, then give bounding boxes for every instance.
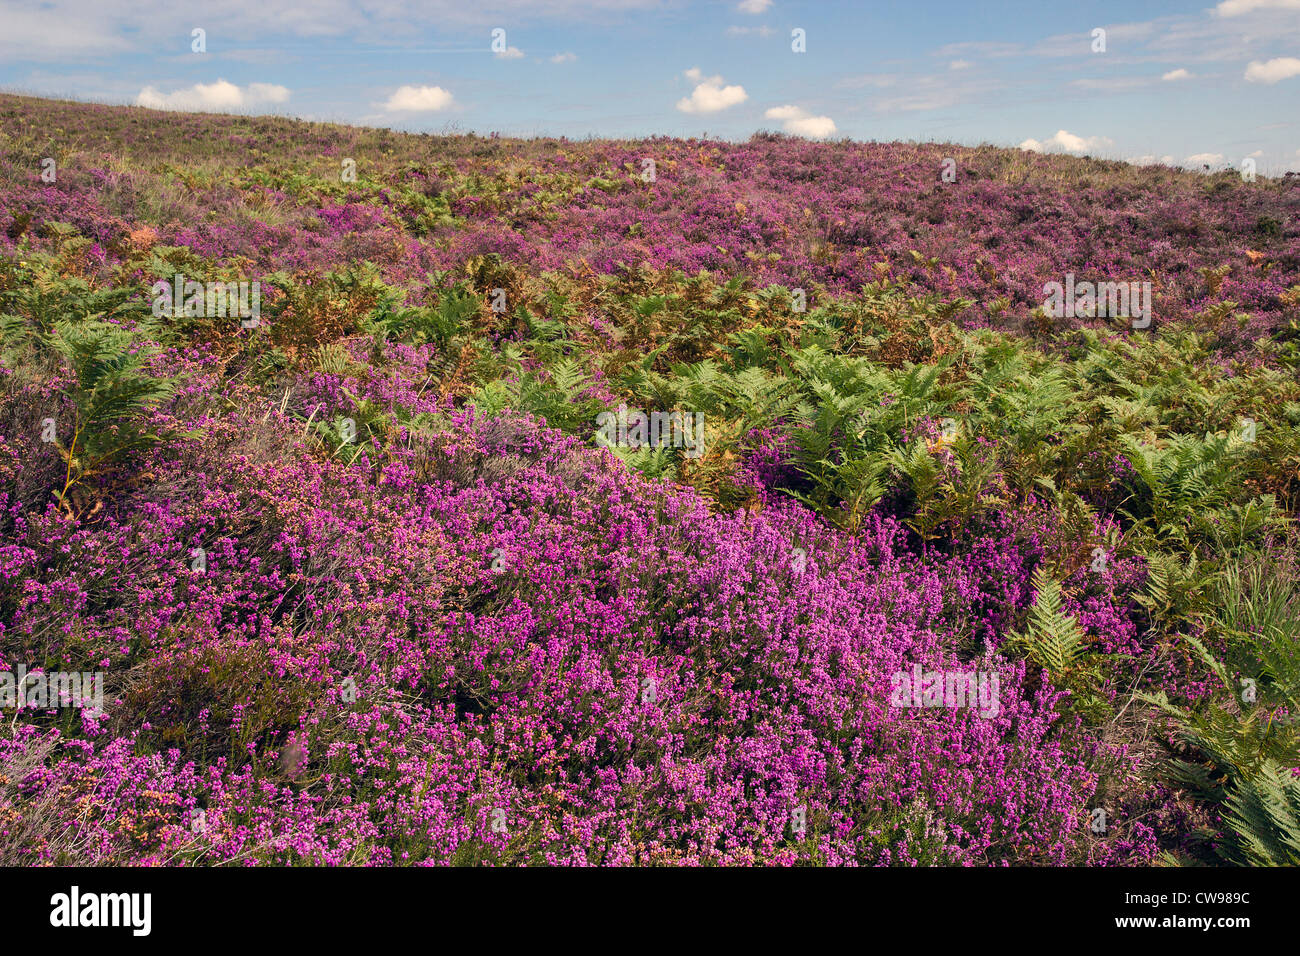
[1,95,1299,865]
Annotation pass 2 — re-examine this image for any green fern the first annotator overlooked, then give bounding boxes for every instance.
[1142,559,1300,866]
[1219,761,1300,866]
[1009,567,1089,675]
[45,320,179,508]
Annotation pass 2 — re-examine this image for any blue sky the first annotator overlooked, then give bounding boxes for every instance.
[2,0,1298,171]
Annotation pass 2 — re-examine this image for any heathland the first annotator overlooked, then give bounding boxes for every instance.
[1,93,1298,865]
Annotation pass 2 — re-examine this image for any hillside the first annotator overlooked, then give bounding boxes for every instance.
[1,93,1299,865]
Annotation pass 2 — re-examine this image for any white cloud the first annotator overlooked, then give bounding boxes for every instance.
[1215,0,1300,16]
[677,68,747,113]
[0,7,132,60]
[247,82,290,103]
[949,60,972,70]
[135,79,289,112]
[1162,68,1193,81]
[496,46,525,59]
[764,105,837,139]
[382,84,454,112]
[1245,57,1300,83]
[737,0,772,12]
[550,51,577,63]
[1072,77,1151,91]
[0,1,676,63]
[1186,152,1226,165]
[934,40,1022,59]
[850,70,1004,112]
[837,73,899,89]
[1019,129,1113,154]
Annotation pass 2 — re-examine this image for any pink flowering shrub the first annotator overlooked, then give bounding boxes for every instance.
[0,382,1137,864]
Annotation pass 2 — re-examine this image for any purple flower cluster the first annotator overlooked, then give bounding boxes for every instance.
[0,357,1148,864]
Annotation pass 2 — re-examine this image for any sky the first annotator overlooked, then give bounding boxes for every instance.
[1,0,1298,172]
